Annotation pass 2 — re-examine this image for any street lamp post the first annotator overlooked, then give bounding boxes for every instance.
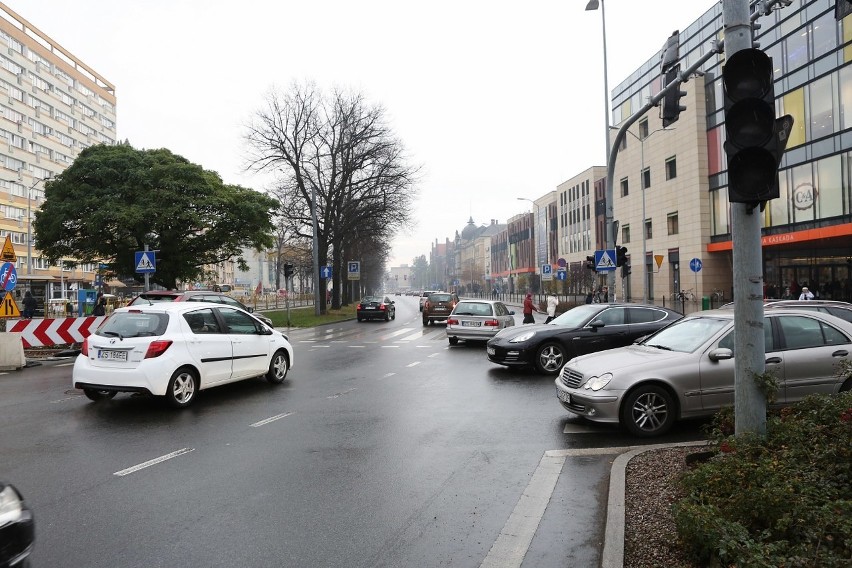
[619,126,672,303]
[25,177,50,280]
[585,0,615,300]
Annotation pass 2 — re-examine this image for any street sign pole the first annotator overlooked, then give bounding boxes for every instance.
[144,244,150,292]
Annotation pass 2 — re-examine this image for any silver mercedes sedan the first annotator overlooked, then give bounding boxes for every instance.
[555,309,852,437]
[446,299,515,345]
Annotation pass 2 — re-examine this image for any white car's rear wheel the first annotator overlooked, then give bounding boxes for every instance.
[165,367,198,408]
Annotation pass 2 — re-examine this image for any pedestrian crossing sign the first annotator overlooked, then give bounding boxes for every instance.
[134,251,156,273]
[594,249,617,272]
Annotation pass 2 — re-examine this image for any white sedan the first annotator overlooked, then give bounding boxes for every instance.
[446,299,516,345]
[73,302,294,408]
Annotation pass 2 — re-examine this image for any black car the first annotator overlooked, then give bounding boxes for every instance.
[357,296,396,322]
[0,482,34,568]
[486,303,682,375]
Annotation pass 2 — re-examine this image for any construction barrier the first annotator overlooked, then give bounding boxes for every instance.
[8,316,106,348]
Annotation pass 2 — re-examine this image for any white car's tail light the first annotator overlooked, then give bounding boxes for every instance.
[81,337,89,356]
[144,340,173,359]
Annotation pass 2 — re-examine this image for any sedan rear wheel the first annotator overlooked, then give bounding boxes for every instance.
[83,388,116,402]
[621,385,675,437]
[165,367,198,408]
[448,336,459,346]
[266,350,289,384]
[535,342,566,375]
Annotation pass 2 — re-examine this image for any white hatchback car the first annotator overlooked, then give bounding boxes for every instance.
[73,302,294,408]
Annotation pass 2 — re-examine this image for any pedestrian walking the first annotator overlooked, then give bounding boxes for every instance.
[22,290,37,319]
[522,293,540,324]
[92,296,107,316]
[545,294,558,323]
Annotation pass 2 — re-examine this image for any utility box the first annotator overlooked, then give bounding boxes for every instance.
[78,289,98,316]
[702,296,710,310]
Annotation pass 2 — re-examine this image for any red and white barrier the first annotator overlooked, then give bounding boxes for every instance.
[7,316,106,348]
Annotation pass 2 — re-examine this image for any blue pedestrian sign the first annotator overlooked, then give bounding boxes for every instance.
[320,266,332,279]
[689,258,703,273]
[555,268,567,281]
[135,251,156,273]
[594,249,617,272]
[0,262,16,291]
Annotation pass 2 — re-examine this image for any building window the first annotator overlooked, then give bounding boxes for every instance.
[620,177,629,197]
[665,157,677,180]
[667,212,679,235]
[641,168,651,190]
[645,219,653,240]
[622,224,630,244]
[638,119,649,139]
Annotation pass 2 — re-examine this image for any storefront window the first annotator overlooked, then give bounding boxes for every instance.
[711,189,729,235]
[808,73,837,140]
[816,154,843,217]
[781,87,807,147]
[769,168,791,226]
[841,64,852,130]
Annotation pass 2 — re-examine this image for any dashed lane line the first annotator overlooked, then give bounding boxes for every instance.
[113,448,195,477]
[250,412,294,428]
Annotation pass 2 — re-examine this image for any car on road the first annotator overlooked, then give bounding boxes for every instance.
[555,308,852,437]
[357,296,396,322]
[763,299,852,323]
[487,303,682,375]
[0,482,34,568]
[129,290,274,328]
[72,302,294,408]
[446,299,515,345]
[419,290,439,311]
[422,292,459,326]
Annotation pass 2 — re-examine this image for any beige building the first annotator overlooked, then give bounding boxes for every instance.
[0,3,117,308]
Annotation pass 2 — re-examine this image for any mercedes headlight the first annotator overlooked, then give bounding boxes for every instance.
[584,373,613,391]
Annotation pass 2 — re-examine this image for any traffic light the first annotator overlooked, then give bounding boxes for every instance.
[722,48,793,207]
[616,246,628,267]
[585,255,596,271]
[660,65,686,127]
[283,262,294,278]
[621,262,631,279]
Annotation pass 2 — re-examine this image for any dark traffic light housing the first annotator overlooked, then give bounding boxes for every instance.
[722,48,793,207]
[616,246,628,267]
[284,262,294,278]
[585,255,596,271]
[660,65,687,127]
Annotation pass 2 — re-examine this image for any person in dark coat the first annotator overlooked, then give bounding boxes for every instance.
[22,290,37,319]
[92,297,106,316]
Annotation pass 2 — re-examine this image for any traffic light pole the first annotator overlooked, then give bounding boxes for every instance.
[724,0,768,436]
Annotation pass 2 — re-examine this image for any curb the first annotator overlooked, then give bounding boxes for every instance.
[600,440,710,568]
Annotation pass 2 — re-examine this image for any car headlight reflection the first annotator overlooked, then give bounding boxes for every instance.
[584,373,613,391]
[509,331,536,343]
[0,484,24,526]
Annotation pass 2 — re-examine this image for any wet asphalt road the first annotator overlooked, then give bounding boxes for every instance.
[0,296,706,567]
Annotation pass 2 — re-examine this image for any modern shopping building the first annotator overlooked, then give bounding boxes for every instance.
[0,2,117,307]
[609,0,852,303]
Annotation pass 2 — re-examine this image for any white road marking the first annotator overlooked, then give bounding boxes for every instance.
[406,361,421,368]
[380,345,400,349]
[57,362,75,367]
[327,388,357,399]
[427,353,441,358]
[398,330,425,342]
[250,412,294,428]
[348,345,366,348]
[50,395,83,403]
[114,448,195,477]
[379,372,396,379]
[480,447,634,568]
[381,328,414,340]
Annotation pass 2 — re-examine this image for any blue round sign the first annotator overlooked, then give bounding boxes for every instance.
[0,262,16,291]
[689,258,703,273]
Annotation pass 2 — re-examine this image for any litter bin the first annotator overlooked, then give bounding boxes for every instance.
[702,296,710,310]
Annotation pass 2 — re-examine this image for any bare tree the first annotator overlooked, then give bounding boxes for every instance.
[245,81,418,311]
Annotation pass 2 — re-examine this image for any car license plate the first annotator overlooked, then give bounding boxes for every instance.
[462,321,481,327]
[487,346,495,356]
[557,389,571,404]
[98,350,127,362]
[365,306,375,309]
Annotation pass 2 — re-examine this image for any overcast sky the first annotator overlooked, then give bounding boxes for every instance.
[13,0,714,268]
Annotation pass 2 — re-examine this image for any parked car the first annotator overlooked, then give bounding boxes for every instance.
[129,290,274,328]
[555,309,852,437]
[0,482,34,568]
[487,303,682,375]
[422,292,460,326]
[419,290,439,312]
[446,299,515,345]
[763,299,852,323]
[72,302,294,408]
[356,296,396,322]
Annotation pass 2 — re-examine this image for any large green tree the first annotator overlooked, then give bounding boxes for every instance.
[33,143,278,289]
